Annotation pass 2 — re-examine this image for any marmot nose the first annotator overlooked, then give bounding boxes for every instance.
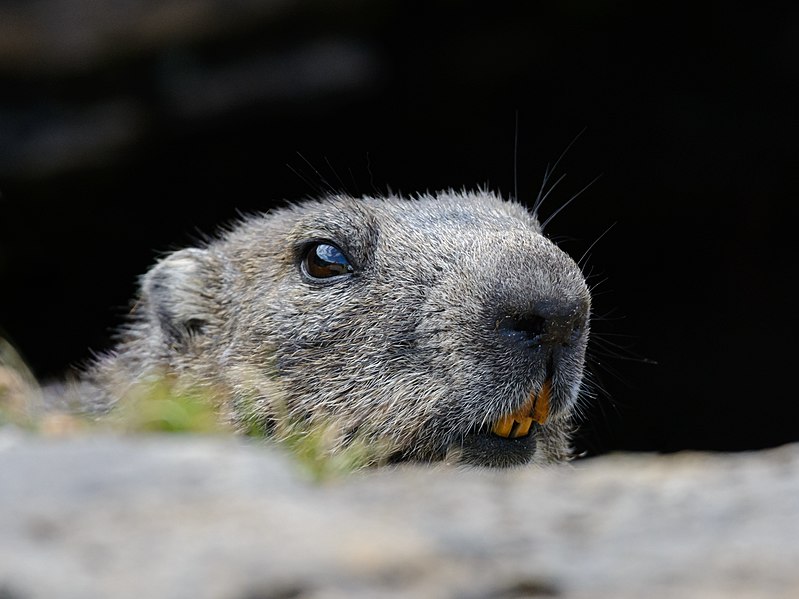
[497,301,586,349]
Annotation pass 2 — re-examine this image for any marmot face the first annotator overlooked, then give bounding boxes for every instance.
[96,191,591,467]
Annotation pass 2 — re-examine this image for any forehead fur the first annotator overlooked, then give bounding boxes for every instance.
[224,189,541,250]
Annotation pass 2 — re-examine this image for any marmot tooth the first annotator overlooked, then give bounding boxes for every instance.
[491,379,552,438]
[531,380,551,425]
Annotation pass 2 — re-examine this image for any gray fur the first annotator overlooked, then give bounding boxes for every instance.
[74,190,591,467]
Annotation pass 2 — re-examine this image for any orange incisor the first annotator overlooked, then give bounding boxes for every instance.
[491,380,551,439]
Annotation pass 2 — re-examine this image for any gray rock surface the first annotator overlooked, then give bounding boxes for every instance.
[1,431,797,599]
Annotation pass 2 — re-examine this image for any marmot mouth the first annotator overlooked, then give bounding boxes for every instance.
[490,379,551,439]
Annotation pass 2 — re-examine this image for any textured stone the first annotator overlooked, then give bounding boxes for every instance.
[0,432,797,598]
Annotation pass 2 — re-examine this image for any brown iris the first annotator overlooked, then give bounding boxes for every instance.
[302,242,354,280]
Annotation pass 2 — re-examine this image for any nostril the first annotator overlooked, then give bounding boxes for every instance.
[497,311,586,349]
[497,314,547,346]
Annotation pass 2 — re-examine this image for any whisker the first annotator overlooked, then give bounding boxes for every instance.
[513,110,520,202]
[578,222,617,268]
[532,126,587,215]
[324,156,348,194]
[286,162,323,196]
[540,173,603,231]
[347,167,359,197]
[533,172,568,217]
[296,151,337,195]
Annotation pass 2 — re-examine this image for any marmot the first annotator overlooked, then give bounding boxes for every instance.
[67,190,592,467]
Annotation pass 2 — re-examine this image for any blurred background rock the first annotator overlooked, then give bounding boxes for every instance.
[1,0,796,456]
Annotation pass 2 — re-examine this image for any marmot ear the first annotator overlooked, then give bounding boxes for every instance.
[141,248,219,347]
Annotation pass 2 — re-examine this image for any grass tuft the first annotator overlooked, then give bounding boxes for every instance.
[1,340,389,480]
[275,420,391,482]
[110,377,230,435]
[0,337,42,430]
[112,382,393,480]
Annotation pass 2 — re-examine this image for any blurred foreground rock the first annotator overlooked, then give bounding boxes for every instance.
[0,432,797,599]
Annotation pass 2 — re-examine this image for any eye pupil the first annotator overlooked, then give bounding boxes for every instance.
[303,242,353,280]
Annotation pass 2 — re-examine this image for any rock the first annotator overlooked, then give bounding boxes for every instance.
[0,432,797,598]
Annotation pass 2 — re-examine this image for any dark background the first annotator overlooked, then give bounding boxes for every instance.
[1,1,796,456]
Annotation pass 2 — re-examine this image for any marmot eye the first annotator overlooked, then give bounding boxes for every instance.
[302,242,354,280]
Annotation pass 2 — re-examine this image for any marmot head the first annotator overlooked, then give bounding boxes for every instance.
[118,190,591,467]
